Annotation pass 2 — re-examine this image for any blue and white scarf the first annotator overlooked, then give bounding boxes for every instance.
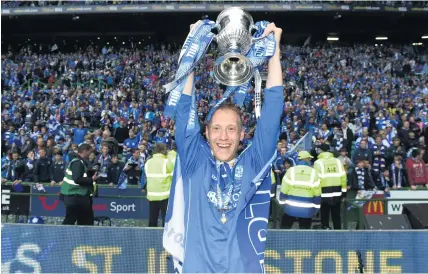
[163,19,275,121]
[372,144,386,174]
[334,136,344,152]
[375,116,387,130]
[386,131,396,145]
[355,168,365,190]
[163,20,215,119]
[48,120,67,143]
[391,164,402,188]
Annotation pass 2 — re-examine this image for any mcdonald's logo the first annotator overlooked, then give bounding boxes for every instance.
[366,201,384,215]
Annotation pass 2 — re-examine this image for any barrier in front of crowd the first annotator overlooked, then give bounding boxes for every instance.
[3,182,428,225]
[1,182,149,220]
[269,187,428,229]
[343,189,428,229]
[2,223,427,273]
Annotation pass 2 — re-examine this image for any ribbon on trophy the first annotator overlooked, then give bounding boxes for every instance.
[163,20,276,120]
[207,21,276,120]
[163,19,215,119]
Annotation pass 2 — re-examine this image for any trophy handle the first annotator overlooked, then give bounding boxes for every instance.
[250,25,264,44]
[211,24,220,42]
[211,24,220,33]
[250,24,259,34]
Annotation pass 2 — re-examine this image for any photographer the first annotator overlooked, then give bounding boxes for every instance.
[124,148,143,186]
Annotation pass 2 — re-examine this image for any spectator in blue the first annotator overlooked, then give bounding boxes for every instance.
[96,145,111,184]
[123,129,139,160]
[273,147,293,182]
[72,121,87,145]
[154,128,169,145]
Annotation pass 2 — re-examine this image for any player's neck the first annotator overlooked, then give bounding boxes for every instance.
[216,158,237,168]
[227,158,237,167]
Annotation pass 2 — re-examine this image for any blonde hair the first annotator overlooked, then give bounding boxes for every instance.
[207,103,242,130]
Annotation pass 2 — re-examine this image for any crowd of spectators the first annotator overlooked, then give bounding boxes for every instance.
[1,39,428,192]
[2,0,427,8]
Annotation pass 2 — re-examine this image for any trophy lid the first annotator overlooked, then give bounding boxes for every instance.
[215,7,254,29]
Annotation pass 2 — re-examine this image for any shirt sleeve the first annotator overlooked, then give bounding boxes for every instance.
[166,160,174,176]
[247,86,284,171]
[405,159,415,186]
[33,160,40,182]
[279,169,290,206]
[312,172,321,206]
[174,94,209,177]
[107,166,113,184]
[338,160,347,196]
[71,161,93,186]
[425,163,428,185]
[281,169,291,196]
[313,161,322,177]
[273,157,280,170]
[49,164,54,181]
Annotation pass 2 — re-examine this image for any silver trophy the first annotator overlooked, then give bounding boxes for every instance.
[212,7,261,86]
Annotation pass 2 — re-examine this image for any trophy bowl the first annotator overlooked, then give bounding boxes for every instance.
[213,7,258,86]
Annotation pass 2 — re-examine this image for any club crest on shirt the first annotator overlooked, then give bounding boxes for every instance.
[235,165,244,179]
[207,191,217,204]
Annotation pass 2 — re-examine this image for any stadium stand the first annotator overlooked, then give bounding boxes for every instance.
[1,1,427,7]
[2,2,428,273]
[2,42,427,185]
[1,0,428,229]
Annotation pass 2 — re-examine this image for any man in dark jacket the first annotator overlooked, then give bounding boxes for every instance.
[23,151,36,182]
[50,151,66,186]
[398,121,411,149]
[114,119,130,144]
[60,144,97,225]
[34,148,52,183]
[341,121,354,155]
[107,155,124,186]
[352,140,373,162]
[424,126,428,148]
[6,150,25,183]
[386,137,406,167]
[406,131,419,151]
[423,125,428,164]
[348,158,376,191]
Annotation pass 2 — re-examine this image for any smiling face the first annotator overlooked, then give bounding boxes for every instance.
[206,108,244,163]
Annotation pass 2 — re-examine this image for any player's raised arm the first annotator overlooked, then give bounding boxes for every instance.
[265,23,283,89]
[249,23,285,169]
[174,24,209,176]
